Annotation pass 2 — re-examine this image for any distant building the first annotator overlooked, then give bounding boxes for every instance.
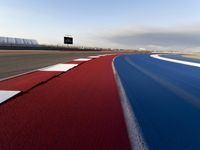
[0,36,39,46]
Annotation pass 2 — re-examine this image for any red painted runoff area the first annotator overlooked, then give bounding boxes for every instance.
[0,55,131,150]
[0,71,61,92]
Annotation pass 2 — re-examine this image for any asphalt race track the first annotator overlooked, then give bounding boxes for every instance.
[0,50,116,79]
[114,54,200,150]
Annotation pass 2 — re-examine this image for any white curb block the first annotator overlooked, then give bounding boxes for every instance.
[39,64,78,72]
[0,90,21,104]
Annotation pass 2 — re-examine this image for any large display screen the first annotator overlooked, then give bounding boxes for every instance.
[64,37,73,44]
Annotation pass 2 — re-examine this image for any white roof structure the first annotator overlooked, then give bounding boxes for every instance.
[0,36,38,46]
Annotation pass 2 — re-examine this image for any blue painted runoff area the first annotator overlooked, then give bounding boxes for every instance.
[114,54,200,150]
[160,54,200,63]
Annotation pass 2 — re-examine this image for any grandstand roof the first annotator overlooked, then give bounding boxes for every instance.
[0,36,38,46]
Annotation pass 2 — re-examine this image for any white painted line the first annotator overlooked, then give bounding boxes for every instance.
[0,90,21,103]
[88,56,100,58]
[98,54,106,56]
[74,58,91,61]
[39,64,78,72]
[112,60,148,150]
[151,54,200,68]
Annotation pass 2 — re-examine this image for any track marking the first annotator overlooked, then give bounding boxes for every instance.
[74,58,91,61]
[0,90,20,103]
[151,54,200,68]
[98,54,107,57]
[112,59,148,150]
[88,56,100,58]
[39,64,78,72]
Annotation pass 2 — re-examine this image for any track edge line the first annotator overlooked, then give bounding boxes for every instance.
[151,54,200,68]
[112,56,148,150]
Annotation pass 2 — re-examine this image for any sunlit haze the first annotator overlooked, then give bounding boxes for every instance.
[1,0,200,51]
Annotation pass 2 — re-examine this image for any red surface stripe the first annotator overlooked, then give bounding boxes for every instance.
[0,55,131,150]
[0,71,61,91]
[63,60,84,64]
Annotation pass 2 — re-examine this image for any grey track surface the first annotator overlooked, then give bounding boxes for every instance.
[0,50,116,79]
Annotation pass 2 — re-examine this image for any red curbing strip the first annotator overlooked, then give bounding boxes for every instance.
[0,57,93,92]
[64,57,96,64]
[0,71,61,91]
[63,60,85,64]
[63,56,96,64]
[0,55,131,150]
[0,70,38,82]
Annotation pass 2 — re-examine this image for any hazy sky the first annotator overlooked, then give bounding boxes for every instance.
[1,0,200,50]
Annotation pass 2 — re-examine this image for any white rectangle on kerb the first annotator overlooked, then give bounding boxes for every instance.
[39,64,78,72]
[0,90,21,104]
[74,58,91,61]
[88,56,100,58]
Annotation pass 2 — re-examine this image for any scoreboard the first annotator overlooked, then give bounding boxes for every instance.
[64,37,73,44]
